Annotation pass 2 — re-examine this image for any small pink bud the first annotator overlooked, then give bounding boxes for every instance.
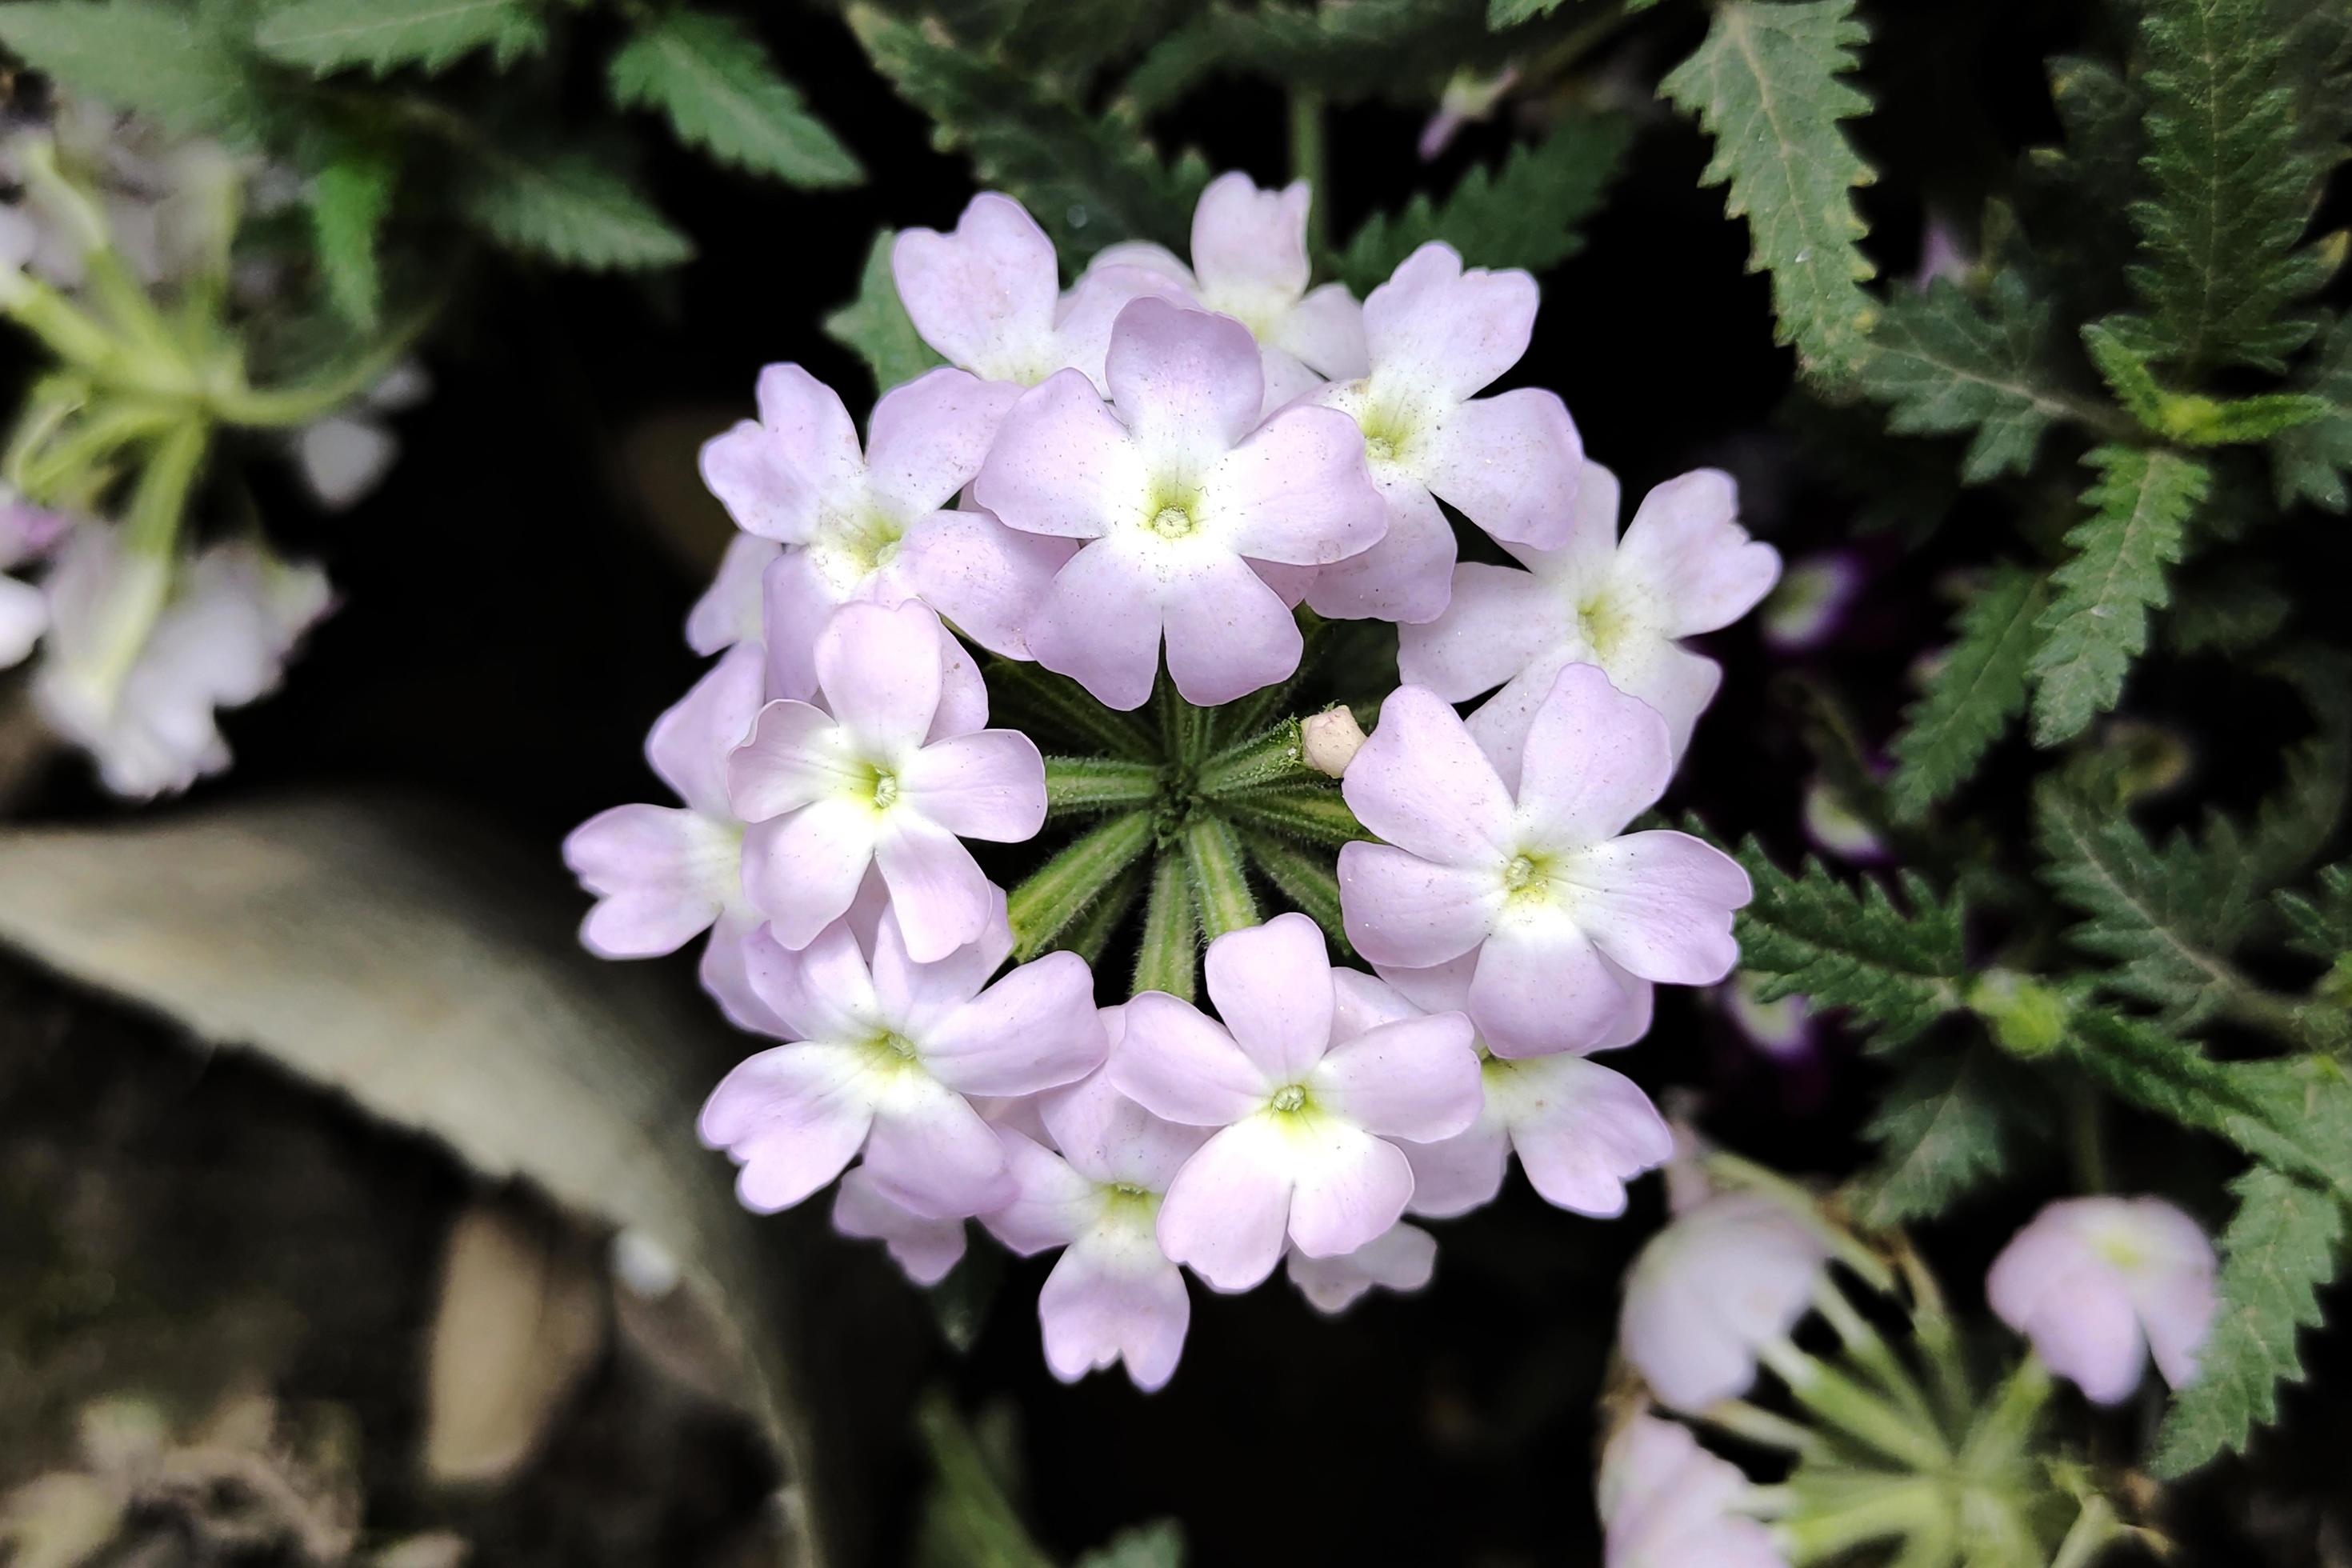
[1301,706,1366,776]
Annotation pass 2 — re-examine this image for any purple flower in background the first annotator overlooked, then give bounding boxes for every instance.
[1618,1191,1829,1413]
[1599,1414,1787,1568]
[1758,550,1863,654]
[1988,1196,2216,1405]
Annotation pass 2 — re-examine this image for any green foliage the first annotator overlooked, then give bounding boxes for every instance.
[1122,0,1494,118]
[2277,862,2352,965]
[1857,274,2070,482]
[607,8,861,188]
[1856,1047,2022,1224]
[1886,563,2047,821]
[1042,756,1166,815]
[2027,445,2210,746]
[1660,0,1879,386]
[1333,114,1630,294]
[2271,313,2352,512]
[2152,1166,2345,1476]
[2122,0,2338,374]
[1074,1522,1186,1568]
[1182,816,1258,941]
[0,0,260,141]
[253,0,545,78]
[1133,850,1198,1001]
[1729,839,1966,1046]
[306,144,394,329]
[1007,810,1154,958]
[2086,320,2333,446]
[826,231,945,397]
[2034,778,2254,1030]
[851,4,1206,261]
[1490,0,1656,26]
[458,147,693,270]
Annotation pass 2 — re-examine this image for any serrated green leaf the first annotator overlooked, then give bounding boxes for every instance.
[1133,850,1198,1001]
[306,145,394,330]
[1887,563,2046,821]
[1728,838,1966,1047]
[1007,810,1154,958]
[1858,1047,2018,1224]
[2270,312,2352,512]
[851,3,1206,262]
[2028,445,2210,746]
[254,0,545,76]
[458,148,692,270]
[1334,113,1630,294]
[2125,0,2338,374]
[2034,778,2255,1030]
[607,8,860,188]
[2277,862,2352,966]
[1857,274,2071,482]
[2080,318,2169,427]
[2086,320,2333,446]
[1122,0,1494,118]
[825,230,946,397]
[0,0,259,141]
[1659,0,1879,386]
[2153,1166,2343,1475]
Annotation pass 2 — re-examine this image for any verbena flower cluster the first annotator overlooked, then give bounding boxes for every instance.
[568,174,1779,1391]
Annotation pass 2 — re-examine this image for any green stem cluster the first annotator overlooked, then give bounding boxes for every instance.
[995,646,1366,1002]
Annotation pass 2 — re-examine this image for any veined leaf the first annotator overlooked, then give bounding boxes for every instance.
[1857,274,2071,482]
[607,9,861,188]
[458,148,693,270]
[2270,312,2352,513]
[2027,445,2210,746]
[1660,0,1879,386]
[1729,838,1966,1047]
[254,0,545,77]
[1858,1047,2022,1225]
[2125,0,2337,374]
[0,0,260,141]
[2034,778,2255,1030]
[1123,0,1494,118]
[1886,563,2047,821]
[2276,862,2352,966]
[307,143,395,330]
[825,231,945,397]
[850,4,1206,262]
[1334,114,1630,294]
[2152,1166,2344,1475]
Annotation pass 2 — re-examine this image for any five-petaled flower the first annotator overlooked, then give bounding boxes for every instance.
[1987,1195,2216,1406]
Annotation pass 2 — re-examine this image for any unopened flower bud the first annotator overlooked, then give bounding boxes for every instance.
[1301,706,1366,776]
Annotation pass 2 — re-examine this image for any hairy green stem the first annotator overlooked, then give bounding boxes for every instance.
[1132,850,1198,1000]
[1182,816,1258,940]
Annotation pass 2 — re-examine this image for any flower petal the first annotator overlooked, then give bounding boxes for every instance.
[899,507,1078,659]
[1161,551,1304,706]
[1614,470,1781,636]
[873,814,995,963]
[1155,1118,1293,1290]
[1302,477,1455,624]
[686,533,778,656]
[971,369,1145,542]
[566,803,734,957]
[1469,916,1630,1056]
[1205,405,1386,565]
[900,728,1046,841]
[1285,1120,1415,1258]
[741,914,878,1042]
[893,194,1060,382]
[1278,282,1370,380]
[759,546,836,702]
[1104,298,1262,461]
[1362,243,1537,402]
[1395,562,1558,702]
[699,1041,875,1212]
[1310,1012,1482,1142]
[1039,1066,1210,1192]
[726,698,861,823]
[925,951,1106,1097]
[1039,1229,1191,1391]
[1190,171,1310,302]
[1024,539,1166,711]
[1402,1117,1509,1219]
[1110,992,1271,1126]
[1514,663,1674,846]
[1287,1222,1435,1314]
[648,642,766,818]
[1202,913,1336,1084]
[1422,387,1582,549]
[863,1075,1015,1218]
[1567,830,1750,984]
[979,1126,1097,1254]
[863,368,1022,518]
[1337,842,1499,970]
[1343,684,1514,865]
[834,1166,968,1285]
[740,802,878,950]
[699,905,790,1035]
[1494,1054,1672,1216]
[814,599,946,758]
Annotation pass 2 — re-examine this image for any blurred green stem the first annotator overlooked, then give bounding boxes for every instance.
[1290,90,1327,253]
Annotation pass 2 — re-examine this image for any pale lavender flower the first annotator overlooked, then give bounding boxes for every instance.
[1086,171,1368,414]
[1363,959,1672,1218]
[34,530,331,798]
[893,193,1182,392]
[686,530,780,656]
[1759,550,1862,654]
[1286,1222,1436,1314]
[1303,243,1584,624]
[0,486,67,667]
[726,599,1046,962]
[1618,1192,1830,1413]
[1987,1195,2216,1405]
[1722,973,1818,1062]
[699,362,1068,694]
[1339,666,1751,1055]
[564,643,781,1033]
[982,1020,1210,1391]
[1108,913,1482,1291]
[833,1166,967,1286]
[1398,461,1780,775]
[1802,776,1888,863]
[700,906,1104,1219]
[1599,1414,1787,1568]
[972,299,1385,709]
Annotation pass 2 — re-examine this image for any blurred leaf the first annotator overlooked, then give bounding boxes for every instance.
[458,147,694,270]
[2270,311,2352,512]
[913,1394,1052,1568]
[1333,114,1630,294]
[2028,445,2209,746]
[1124,0,1492,117]
[306,144,394,329]
[1660,0,1879,386]
[2153,1165,2343,1475]
[852,4,1206,261]
[0,0,261,141]
[254,0,546,77]
[1074,1521,1186,1568]
[607,8,862,187]
[1727,838,1967,1047]
[2123,0,2336,374]
[825,230,946,395]
[1887,562,2046,822]
[1857,274,2070,482]
[2277,862,2352,965]
[1858,1047,2019,1224]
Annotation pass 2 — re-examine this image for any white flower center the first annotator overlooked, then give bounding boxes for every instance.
[1270,1083,1309,1114]
[1150,505,1197,539]
[868,767,900,810]
[812,506,906,592]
